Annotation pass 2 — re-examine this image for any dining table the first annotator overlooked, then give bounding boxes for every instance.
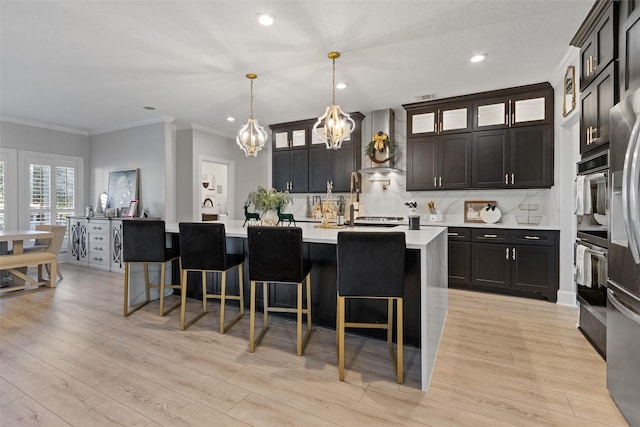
[0,229,54,290]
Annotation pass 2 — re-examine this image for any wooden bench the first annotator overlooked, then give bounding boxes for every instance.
[0,252,57,293]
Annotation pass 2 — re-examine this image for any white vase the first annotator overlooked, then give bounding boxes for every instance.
[261,209,279,226]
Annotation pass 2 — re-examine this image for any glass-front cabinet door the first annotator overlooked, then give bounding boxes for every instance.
[474,92,550,130]
[273,125,308,150]
[409,103,470,136]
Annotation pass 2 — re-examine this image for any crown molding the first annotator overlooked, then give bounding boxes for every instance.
[190,122,234,139]
[0,116,90,136]
[89,117,166,136]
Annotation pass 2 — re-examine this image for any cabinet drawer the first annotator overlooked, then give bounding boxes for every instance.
[471,228,509,243]
[88,222,109,235]
[447,227,470,242]
[512,229,556,246]
[88,232,108,244]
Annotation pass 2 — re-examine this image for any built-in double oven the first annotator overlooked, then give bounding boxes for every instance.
[575,149,609,358]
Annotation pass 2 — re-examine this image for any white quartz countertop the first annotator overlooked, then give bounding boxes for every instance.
[165,219,447,250]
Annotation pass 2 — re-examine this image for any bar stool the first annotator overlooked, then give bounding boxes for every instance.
[178,222,244,332]
[123,220,181,317]
[247,226,312,356]
[336,231,405,383]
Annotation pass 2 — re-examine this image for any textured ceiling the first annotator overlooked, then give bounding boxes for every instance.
[0,0,594,136]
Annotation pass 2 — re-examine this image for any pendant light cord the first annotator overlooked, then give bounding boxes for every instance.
[249,79,254,119]
[332,57,336,105]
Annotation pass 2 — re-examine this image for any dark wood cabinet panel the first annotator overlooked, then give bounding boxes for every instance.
[580,1,616,91]
[511,125,553,188]
[406,83,553,191]
[471,126,552,189]
[472,130,509,188]
[580,61,616,154]
[449,241,471,286]
[271,113,362,194]
[471,243,511,289]
[511,245,556,298]
[406,136,437,190]
[467,229,558,302]
[439,133,472,189]
[620,3,640,97]
[272,150,308,193]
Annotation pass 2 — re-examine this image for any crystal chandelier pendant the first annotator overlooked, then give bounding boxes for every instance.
[313,52,355,150]
[236,73,268,157]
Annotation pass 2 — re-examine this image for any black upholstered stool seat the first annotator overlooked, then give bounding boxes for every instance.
[179,222,244,332]
[336,231,405,383]
[123,220,181,318]
[247,226,312,356]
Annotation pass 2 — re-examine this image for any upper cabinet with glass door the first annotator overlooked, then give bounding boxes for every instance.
[473,87,552,131]
[408,102,472,136]
[272,122,311,150]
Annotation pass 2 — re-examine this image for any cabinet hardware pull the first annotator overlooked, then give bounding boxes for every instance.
[592,56,597,71]
[512,248,516,260]
[505,174,509,185]
[439,177,442,187]
[587,57,591,75]
[505,114,508,126]
[512,113,515,124]
[508,100,512,126]
[524,235,540,240]
[434,176,437,187]
[587,127,591,144]
[506,248,509,259]
[511,173,514,185]
[289,182,293,191]
[439,121,442,133]
[483,234,498,238]
[448,232,459,236]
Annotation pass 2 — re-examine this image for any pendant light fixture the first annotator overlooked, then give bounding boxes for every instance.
[236,73,268,157]
[313,51,355,150]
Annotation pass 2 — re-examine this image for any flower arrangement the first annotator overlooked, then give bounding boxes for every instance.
[364,131,396,164]
[246,186,292,212]
[405,201,417,215]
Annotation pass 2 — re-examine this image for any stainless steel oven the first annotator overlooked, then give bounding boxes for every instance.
[576,149,609,358]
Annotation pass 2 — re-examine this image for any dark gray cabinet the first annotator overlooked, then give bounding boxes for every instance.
[447,227,471,286]
[405,83,553,191]
[619,0,640,98]
[580,1,617,91]
[470,228,558,302]
[448,227,558,302]
[271,113,363,194]
[308,112,363,193]
[406,133,471,191]
[580,61,616,154]
[472,125,553,188]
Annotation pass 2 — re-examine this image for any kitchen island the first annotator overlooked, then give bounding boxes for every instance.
[135,220,447,390]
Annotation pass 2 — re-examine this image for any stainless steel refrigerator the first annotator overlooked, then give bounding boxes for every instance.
[608,87,640,427]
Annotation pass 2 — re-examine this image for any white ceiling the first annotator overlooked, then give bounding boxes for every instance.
[0,0,594,137]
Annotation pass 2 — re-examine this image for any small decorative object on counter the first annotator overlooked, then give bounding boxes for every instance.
[405,201,417,215]
[427,201,443,222]
[246,186,292,226]
[480,203,502,224]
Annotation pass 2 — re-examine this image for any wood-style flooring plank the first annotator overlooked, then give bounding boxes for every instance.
[0,264,627,426]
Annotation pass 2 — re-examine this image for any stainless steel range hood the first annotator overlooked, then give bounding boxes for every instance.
[360,108,401,174]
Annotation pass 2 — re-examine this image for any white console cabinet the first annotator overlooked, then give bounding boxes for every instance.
[68,217,124,273]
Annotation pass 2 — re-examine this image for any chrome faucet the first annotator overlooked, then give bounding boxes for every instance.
[349,172,360,227]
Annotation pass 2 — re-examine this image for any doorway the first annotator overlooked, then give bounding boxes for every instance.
[198,156,234,220]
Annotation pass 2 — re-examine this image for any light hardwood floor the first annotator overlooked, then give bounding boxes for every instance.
[0,264,628,426]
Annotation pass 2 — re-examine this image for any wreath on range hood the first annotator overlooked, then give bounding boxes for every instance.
[364,131,396,164]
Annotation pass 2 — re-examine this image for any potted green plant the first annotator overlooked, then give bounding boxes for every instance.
[246,186,293,225]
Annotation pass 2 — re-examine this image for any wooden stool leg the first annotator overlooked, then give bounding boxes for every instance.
[338,295,345,381]
[263,282,269,328]
[144,263,151,302]
[202,271,208,313]
[387,298,394,352]
[306,274,312,335]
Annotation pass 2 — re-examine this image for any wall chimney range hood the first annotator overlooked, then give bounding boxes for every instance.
[360,108,401,174]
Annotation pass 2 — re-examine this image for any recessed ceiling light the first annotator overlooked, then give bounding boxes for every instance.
[256,13,275,26]
[226,116,235,122]
[143,106,156,110]
[470,54,487,63]
[336,82,348,90]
